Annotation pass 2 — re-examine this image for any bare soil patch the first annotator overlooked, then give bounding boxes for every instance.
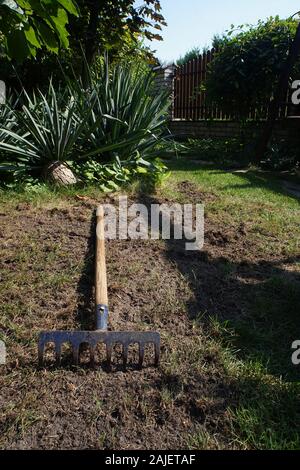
[0,181,299,449]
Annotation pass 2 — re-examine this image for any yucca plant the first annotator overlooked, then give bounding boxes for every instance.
[0,93,18,173]
[0,101,23,187]
[0,99,15,141]
[0,84,89,183]
[0,58,171,187]
[71,59,171,162]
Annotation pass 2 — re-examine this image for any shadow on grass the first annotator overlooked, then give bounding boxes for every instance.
[138,192,300,382]
[167,159,300,202]
[138,190,300,448]
[216,171,300,202]
[170,248,300,382]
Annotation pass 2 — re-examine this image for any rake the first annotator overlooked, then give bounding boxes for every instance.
[38,206,160,368]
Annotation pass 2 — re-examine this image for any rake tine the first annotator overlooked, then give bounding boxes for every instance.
[123,344,128,368]
[90,345,96,366]
[154,342,160,367]
[106,342,112,366]
[38,206,161,370]
[139,343,145,368]
[55,342,62,365]
[73,345,79,365]
[38,345,44,366]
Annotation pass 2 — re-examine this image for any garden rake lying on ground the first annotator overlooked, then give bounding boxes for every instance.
[38,206,160,368]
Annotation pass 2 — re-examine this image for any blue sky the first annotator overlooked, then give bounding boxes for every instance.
[143,0,300,63]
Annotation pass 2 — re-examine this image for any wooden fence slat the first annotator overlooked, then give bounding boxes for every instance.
[188,59,192,119]
[191,58,196,120]
[172,47,284,122]
[199,55,203,119]
[196,56,200,119]
[182,62,186,119]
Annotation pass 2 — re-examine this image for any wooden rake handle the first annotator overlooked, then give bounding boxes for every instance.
[95,206,108,330]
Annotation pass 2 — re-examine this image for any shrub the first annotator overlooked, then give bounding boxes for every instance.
[0,84,89,181]
[73,59,171,162]
[206,17,300,118]
[72,155,168,192]
[0,59,170,188]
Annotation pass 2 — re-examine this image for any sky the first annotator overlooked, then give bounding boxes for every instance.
[143,0,300,63]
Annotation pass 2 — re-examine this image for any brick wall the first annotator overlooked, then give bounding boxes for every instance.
[169,119,300,142]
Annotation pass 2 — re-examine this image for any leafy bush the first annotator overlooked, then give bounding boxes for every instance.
[72,154,168,192]
[206,17,300,118]
[0,1,164,90]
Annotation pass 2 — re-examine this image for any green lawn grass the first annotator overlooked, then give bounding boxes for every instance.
[164,160,300,450]
[165,161,299,252]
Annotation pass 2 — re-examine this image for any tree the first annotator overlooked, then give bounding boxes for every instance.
[176,35,227,66]
[72,0,166,66]
[0,0,79,62]
[177,47,202,66]
[0,1,166,88]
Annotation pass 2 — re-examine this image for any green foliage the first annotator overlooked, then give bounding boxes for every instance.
[176,34,228,66]
[74,0,166,54]
[206,17,300,118]
[73,158,132,188]
[0,60,170,189]
[177,137,250,163]
[0,0,79,62]
[211,33,229,50]
[0,84,87,178]
[0,1,164,88]
[171,136,299,172]
[72,155,168,192]
[261,138,300,171]
[73,60,170,162]
[177,47,202,66]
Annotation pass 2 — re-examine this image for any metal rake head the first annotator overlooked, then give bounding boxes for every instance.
[38,330,160,368]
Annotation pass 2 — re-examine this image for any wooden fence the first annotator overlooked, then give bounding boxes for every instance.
[172,49,292,121]
[173,49,217,120]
